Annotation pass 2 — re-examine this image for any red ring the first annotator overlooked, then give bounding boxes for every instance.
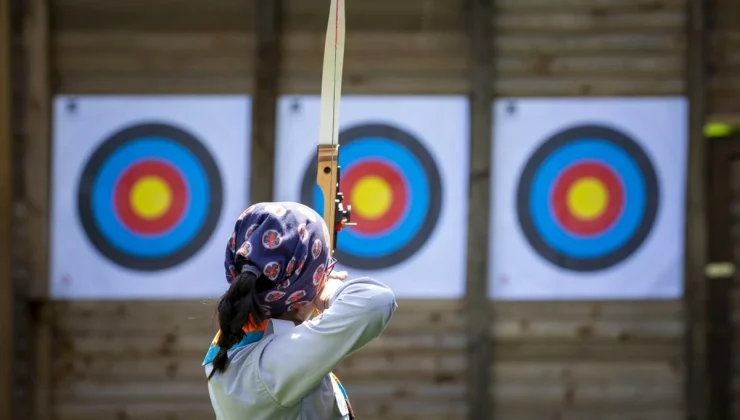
[113,159,188,235]
[341,160,408,235]
[550,161,624,236]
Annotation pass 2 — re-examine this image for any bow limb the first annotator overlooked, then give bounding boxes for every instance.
[316,0,351,253]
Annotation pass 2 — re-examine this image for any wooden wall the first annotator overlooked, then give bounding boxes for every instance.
[490,1,687,418]
[53,300,468,420]
[50,301,685,420]
[16,0,701,419]
[494,0,686,97]
[53,0,689,97]
[490,301,683,419]
[53,0,467,94]
[53,0,257,94]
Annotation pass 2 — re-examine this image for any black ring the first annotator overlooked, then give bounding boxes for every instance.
[516,124,659,271]
[77,123,224,271]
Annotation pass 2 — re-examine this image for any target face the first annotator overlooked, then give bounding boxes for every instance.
[78,123,224,271]
[300,124,442,269]
[516,125,659,271]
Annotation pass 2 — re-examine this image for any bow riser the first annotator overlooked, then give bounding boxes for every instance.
[316,145,339,251]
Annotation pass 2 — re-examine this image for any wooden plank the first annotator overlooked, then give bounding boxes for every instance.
[494,11,684,34]
[50,299,461,333]
[24,0,53,419]
[464,0,493,419]
[54,0,461,32]
[683,0,711,419]
[54,354,468,385]
[53,0,256,32]
[249,0,282,203]
[283,0,464,31]
[0,0,14,417]
[492,300,682,318]
[496,33,684,53]
[494,0,686,9]
[491,361,682,382]
[53,402,466,420]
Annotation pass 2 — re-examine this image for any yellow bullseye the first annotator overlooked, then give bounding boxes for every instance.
[130,176,172,220]
[351,176,392,220]
[567,177,608,220]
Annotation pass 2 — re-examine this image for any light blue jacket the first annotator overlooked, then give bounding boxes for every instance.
[205,277,397,419]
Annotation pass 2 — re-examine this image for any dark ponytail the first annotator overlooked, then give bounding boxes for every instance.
[208,270,270,379]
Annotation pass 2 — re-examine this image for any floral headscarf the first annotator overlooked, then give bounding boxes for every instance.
[224,202,333,316]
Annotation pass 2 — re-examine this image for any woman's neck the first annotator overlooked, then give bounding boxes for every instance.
[276,312,302,325]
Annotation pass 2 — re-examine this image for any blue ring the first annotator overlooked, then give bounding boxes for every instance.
[312,138,430,257]
[300,123,443,270]
[529,139,645,258]
[516,124,659,272]
[91,137,210,258]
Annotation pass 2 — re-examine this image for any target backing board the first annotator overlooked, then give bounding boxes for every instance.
[275,96,469,298]
[489,97,687,300]
[50,95,251,299]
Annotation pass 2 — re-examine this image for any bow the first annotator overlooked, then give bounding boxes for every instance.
[316,0,352,253]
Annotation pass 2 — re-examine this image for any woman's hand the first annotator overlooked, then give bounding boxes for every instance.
[314,271,348,312]
[328,270,348,281]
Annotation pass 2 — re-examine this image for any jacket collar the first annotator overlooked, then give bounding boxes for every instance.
[266,318,295,336]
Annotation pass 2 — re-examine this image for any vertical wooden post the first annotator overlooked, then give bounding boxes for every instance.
[704,136,736,420]
[464,0,493,418]
[24,0,50,299]
[249,0,282,203]
[684,0,710,419]
[23,0,52,418]
[0,0,15,417]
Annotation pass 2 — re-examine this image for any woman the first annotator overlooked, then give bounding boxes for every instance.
[203,202,397,419]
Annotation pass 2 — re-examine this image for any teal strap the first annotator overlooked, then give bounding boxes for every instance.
[336,379,348,399]
[202,331,265,366]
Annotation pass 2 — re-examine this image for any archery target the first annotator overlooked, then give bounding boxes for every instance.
[490,97,687,300]
[275,96,469,298]
[78,123,223,271]
[50,95,251,299]
[299,123,443,269]
[517,124,659,271]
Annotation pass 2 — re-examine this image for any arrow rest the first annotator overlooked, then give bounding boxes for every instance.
[333,165,354,245]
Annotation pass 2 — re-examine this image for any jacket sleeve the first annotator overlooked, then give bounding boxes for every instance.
[256,277,397,407]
